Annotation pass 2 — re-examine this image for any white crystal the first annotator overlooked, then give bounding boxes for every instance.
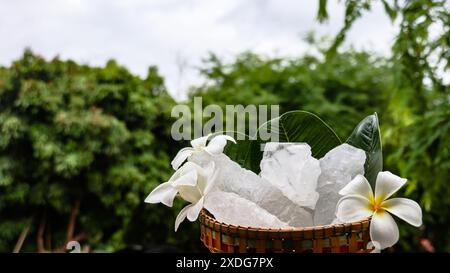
[260,142,321,209]
[313,144,366,225]
[190,152,314,227]
[204,191,289,228]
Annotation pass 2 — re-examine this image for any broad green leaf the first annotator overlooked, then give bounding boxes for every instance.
[222,132,260,172]
[259,110,342,157]
[224,111,342,173]
[346,113,383,187]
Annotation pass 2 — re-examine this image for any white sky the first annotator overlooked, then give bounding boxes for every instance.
[0,0,398,100]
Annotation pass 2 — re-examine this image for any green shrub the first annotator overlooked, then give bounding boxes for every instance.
[0,50,192,252]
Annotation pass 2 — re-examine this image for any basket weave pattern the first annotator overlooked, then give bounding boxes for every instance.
[199,209,372,253]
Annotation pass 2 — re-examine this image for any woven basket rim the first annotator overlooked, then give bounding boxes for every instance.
[200,208,371,235]
[199,208,372,252]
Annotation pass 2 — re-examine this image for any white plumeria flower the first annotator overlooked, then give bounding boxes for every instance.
[366,241,381,253]
[171,134,236,170]
[336,171,422,250]
[145,161,217,231]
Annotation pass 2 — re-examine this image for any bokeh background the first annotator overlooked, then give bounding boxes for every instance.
[0,0,448,252]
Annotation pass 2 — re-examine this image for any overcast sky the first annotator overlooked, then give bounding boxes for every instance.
[0,0,398,99]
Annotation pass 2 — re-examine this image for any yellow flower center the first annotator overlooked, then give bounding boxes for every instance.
[194,144,205,151]
[369,197,384,213]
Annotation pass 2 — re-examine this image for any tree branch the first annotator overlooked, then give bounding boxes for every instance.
[65,199,80,245]
[13,223,30,253]
[36,209,48,253]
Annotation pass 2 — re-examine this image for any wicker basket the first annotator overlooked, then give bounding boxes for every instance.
[199,209,372,253]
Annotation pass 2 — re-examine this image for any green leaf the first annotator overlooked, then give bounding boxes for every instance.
[346,113,383,187]
[260,110,342,157]
[317,0,329,22]
[224,110,342,173]
[222,132,260,172]
[381,0,398,21]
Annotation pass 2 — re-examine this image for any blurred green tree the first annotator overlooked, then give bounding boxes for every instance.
[317,0,449,252]
[0,50,196,252]
[192,47,393,140]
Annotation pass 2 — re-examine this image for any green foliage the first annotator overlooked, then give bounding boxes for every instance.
[346,113,383,187]
[224,111,342,173]
[386,102,450,252]
[259,111,342,158]
[326,0,372,60]
[195,50,391,138]
[316,0,329,23]
[222,132,260,172]
[0,50,193,252]
[317,0,449,253]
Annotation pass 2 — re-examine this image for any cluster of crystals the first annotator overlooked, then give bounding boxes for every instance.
[193,143,366,228]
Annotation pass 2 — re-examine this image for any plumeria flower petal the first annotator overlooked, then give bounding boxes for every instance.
[195,162,215,193]
[374,171,407,201]
[145,163,200,206]
[146,159,218,231]
[336,171,422,250]
[178,185,203,204]
[370,211,399,249]
[175,204,193,232]
[367,241,381,253]
[339,174,374,200]
[171,148,194,170]
[170,169,198,188]
[144,182,178,207]
[187,196,205,221]
[203,167,218,195]
[175,163,217,230]
[171,134,235,170]
[335,195,373,222]
[190,134,210,148]
[204,135,236,155]
[382,198,422,227]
